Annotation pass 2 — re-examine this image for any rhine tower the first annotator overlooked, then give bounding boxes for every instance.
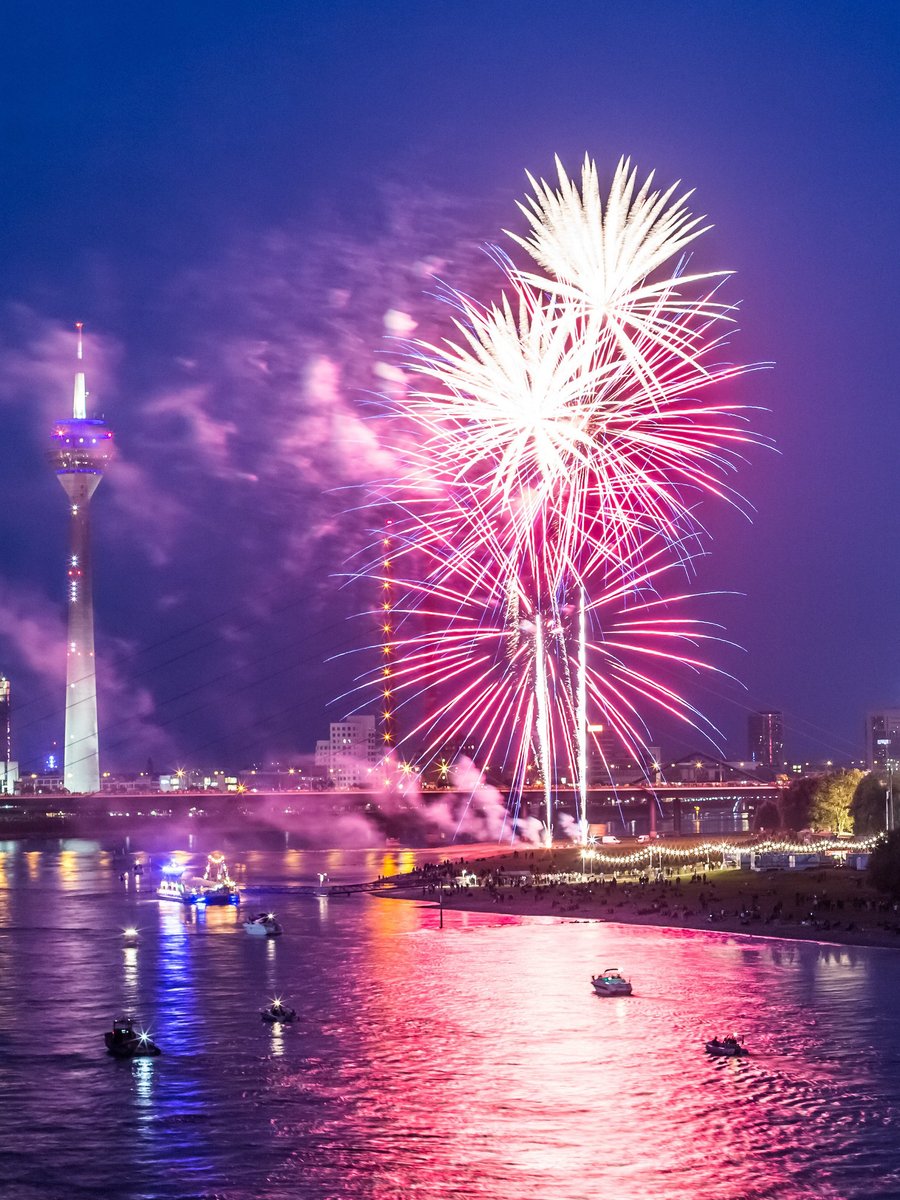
[48,324,114,793]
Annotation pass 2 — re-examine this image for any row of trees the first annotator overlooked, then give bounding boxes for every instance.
[756,769,897,836]
[752,770,900,900]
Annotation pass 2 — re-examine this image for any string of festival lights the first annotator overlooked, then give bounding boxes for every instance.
[575,835,881,869]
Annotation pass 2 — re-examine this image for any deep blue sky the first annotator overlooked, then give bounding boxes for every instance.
[1,1,898,772]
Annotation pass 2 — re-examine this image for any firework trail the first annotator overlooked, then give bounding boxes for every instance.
[364,156,764,840]
[577,585,588,842]
[356,538,735,833]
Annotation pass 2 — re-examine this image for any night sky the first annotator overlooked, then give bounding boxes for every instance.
[1,1,898,774]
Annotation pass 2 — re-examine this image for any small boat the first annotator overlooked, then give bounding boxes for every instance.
[122,926,140,946]
[260,1000,296,1024]
[244,912,283,937]
[705,1036,749,1058]
[591,968,633,996]
[104,1016,162,1058]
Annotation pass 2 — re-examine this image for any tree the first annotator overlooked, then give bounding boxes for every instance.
[851,772,890,835]
[868,831,900,898]
[809,769,865,835]
[780,775,819,831]
[754,799,780,832]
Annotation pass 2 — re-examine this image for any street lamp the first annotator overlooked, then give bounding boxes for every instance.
[887,762,895,833]
[878,740,892,831]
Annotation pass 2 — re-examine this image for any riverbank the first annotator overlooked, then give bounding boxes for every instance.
[382,849,900,951]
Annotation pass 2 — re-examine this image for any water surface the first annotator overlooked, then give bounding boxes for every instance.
[1,841,899,1199]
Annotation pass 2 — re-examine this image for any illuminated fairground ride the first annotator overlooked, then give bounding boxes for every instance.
[357,156,766,841]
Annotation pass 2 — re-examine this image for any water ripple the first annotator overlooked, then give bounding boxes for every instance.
[3,845,900,1199]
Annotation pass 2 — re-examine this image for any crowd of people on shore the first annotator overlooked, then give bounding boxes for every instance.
[393,856,900,941]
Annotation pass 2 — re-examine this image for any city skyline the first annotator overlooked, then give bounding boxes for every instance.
[0,3,898,774]
[4,11,900,1199]
[1,691,875,789]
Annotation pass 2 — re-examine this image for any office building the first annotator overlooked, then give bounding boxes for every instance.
[867,709,900,772]
[0,675,16,794]
[0,675,9,763]
[315,715,379,788]
[748,710,784,769]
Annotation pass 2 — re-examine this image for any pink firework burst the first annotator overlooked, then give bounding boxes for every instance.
[359,156,767,840]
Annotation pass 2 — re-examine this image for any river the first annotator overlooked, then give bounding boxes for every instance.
[2,837,900,1199]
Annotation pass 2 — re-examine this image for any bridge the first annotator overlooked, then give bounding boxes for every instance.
[3,774,784,838]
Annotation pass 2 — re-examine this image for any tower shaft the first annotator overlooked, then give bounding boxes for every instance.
[60,474,101,793]
[48,324,114,795]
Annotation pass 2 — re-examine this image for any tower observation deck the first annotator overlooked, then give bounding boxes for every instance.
[48,324,114,793]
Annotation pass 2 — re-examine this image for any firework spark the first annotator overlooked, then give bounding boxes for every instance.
[509,154,735,401]
[361,156,765,840]
[391,286,761,596]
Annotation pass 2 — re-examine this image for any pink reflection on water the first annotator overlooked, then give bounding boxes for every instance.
[293,904,863,1198]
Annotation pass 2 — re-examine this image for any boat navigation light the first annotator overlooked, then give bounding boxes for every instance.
[124,927,138,938]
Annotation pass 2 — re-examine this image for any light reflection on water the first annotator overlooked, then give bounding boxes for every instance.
[2,845,900,1199]
[122,945,139,1009]
[269,1019,285,1058]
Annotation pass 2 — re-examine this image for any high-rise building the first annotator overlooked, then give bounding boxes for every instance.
[48,324,114,794]
[315,715,379,789]
[0,675,10,763]
[0,674,15,794]
[584,722,649,782]
[867,709,900,772]
[748,710,784,769]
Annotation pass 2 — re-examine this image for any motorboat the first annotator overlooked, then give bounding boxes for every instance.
[705,1036,749,1058]
[104,1016,162,1058]
[260,1000,296,1024]
[591,968,633,996]
[122,926,140,946]
[244,912,283,937]
[157,851,241,906]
